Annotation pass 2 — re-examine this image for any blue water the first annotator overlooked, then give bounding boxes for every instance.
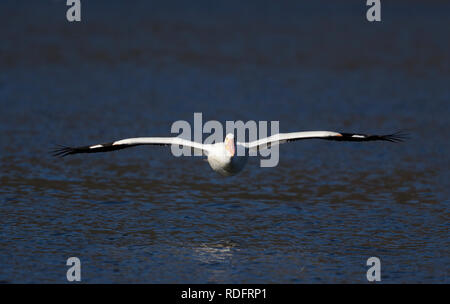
[0,0,449,283]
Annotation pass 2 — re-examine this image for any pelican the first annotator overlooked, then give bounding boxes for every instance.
[52,130,407,176]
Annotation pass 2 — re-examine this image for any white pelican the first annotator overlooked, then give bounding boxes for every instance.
[52,131,407,176]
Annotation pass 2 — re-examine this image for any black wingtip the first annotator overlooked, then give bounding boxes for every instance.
[380,131,410,143]
[50,145,76,158]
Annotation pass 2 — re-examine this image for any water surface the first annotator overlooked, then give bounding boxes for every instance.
[0,0,449,283]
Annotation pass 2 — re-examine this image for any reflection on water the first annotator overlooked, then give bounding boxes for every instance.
[192,243,236,283]
[193,243,236,265]
[0,0,449,283]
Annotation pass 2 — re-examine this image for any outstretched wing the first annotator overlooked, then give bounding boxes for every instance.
[238,131,408,151]
[51,137,211,157]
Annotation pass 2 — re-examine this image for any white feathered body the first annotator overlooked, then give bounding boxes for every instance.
[206,141,248,176]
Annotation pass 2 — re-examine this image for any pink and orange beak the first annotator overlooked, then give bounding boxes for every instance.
[225,137,235,157]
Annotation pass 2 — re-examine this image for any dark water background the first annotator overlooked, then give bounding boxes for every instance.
[0,0,449,283]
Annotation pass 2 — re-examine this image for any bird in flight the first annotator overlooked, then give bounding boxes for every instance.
[52,130,407,176]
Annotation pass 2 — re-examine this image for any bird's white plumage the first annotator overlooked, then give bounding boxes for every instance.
[238,131,342,150]
[113,137,211,154]
[53,130,406,176]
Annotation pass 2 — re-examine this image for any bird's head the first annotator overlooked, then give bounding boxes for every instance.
[224,133,235,157]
